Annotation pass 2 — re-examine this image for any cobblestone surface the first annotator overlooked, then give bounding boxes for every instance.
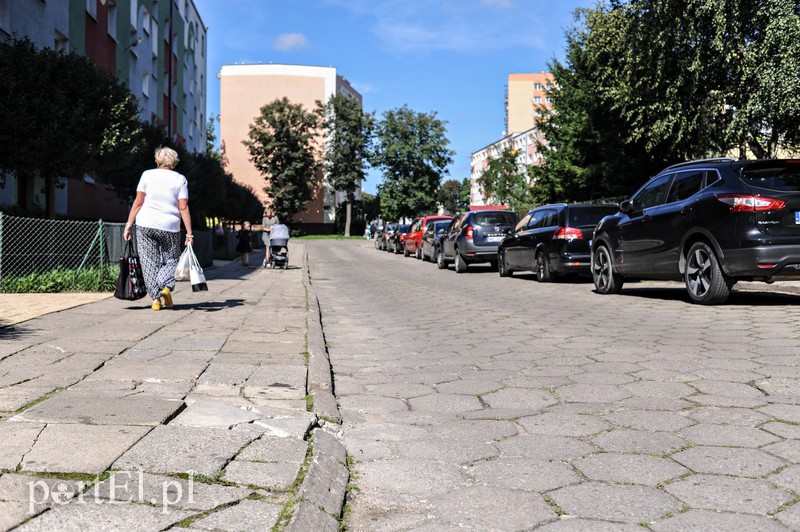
[308,239,800,530]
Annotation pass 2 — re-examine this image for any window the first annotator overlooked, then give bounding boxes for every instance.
[546,97,552,104]
[534,96,542,104]
[86,0,96,19]
[54,30,68,53]
[107,1,117,40]
[546,83,553,90]
[633,174,673,211]
[667,170,704,203]
[142,70,150,97]
[130,0,137,30]
[515,214,531,232]
[527,211,544,229]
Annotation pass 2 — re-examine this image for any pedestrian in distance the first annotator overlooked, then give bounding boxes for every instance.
[262,209,278,267]
[123,146,193,311]
[266,218,290,268]
[236,222,253,267]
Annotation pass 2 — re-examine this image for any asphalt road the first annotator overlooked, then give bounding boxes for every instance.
[307,238,800,531]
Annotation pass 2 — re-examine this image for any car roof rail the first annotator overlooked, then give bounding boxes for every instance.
[664,157,737,171]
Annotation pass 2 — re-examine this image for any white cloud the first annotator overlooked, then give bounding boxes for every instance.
[481,0,514,8]
[272,33,310,51]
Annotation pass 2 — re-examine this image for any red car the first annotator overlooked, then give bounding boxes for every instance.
[404,215,453,259]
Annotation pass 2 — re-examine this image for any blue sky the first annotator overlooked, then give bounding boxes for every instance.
[194,0,593,194]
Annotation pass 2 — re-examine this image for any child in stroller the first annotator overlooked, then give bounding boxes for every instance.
[266,221,290,269]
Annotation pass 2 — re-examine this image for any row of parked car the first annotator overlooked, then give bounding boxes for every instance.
[375,158,800,305]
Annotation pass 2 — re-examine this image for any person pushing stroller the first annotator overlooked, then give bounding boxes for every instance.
[265,219,290,269]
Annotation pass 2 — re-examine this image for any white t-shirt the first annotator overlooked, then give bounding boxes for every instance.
[135,168,189,232]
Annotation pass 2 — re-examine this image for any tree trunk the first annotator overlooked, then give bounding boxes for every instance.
[46,173,57,219]
[344,201,352,237]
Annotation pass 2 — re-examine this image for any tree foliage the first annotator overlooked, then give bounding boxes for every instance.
[371,105,454,221]
[244,97,320,223]
[317,93,374,235]
[538,0,800,203]
[476,148,535,212]
[0,37,141,218]
[437,178,469,214]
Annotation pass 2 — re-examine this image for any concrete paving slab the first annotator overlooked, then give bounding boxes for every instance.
[15,499,192,531]
[550,482,682,523]
[427,486,554,529]
[0,386,60,413]
[237,435,308,463]
[92,472,252,512]
[222,460,298,490]
[169,399,260,429]
[671,446,785,476]
[113,425,257,477]
[572,453,689,486]
[20,424,150,474]
[495,434,597,461]
[651,510,786,531]
[0,422,45,470]
[189,499,283,531]
[536,518,642,531]
[12,396,184,426]
[469,458,580,492]
[664,474,794,514]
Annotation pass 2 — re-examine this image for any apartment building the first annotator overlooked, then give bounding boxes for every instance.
[0,0,206,218]
[219,63,362,233]
[471,72,553,205]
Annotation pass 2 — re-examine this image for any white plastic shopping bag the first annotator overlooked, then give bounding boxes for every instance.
[175,245,191,281]
[187,244,208,292]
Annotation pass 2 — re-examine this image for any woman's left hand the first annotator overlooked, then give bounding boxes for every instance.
[185,234,194,247]
[123,225,132,241]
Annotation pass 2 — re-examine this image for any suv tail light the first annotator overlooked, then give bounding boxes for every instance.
[465,226,474,240]
[717,194,786,212]
[554,227,583,240]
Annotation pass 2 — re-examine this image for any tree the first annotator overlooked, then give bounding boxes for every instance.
[244,97,320,223]
[317,94,375,236]
[371,105,454,221]
[437,178,469,214]
[0,37,141,218]
[476,148,535,212]
[532,17,652,204]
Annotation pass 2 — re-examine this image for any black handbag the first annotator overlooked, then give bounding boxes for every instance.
[114,240,148,301]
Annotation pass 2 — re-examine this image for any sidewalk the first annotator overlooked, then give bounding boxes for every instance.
[0,244,345,531]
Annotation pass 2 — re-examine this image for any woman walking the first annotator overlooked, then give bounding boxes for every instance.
[236,223,253,267]
[123,147,193,310]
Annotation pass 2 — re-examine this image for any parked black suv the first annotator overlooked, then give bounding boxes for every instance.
[438,209,519,273]
[591,158,800,304]
[498,203,618,281]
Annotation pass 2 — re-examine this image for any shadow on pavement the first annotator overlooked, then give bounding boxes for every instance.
[612,286,800,306]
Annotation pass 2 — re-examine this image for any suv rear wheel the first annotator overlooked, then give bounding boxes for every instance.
[685,242,731,305]
[498,249,513,277]
[535,251,552,282]
[592,245,623,294]
[454,249,468,273]
[437,246,448,269]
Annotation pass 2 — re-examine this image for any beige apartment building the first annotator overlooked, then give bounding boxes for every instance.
[471,72,554,205]
[506,72,554,135]
[219,64,361,232]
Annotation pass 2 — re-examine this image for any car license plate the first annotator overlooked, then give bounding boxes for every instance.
[487,236,502,243]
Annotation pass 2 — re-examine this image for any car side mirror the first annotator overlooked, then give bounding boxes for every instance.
[619,200,633,214]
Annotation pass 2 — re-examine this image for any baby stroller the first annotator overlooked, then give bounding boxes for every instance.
[269,238,289,269]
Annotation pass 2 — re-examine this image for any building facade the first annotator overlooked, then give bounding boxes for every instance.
[0,0,206,218]
[470,72,553,206]
[506,72,554,136]
[219,63,362,232]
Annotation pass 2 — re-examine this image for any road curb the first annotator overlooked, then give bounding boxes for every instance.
[290,245,347,530]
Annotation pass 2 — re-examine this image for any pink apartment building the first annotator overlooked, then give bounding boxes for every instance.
[219,64,362,232]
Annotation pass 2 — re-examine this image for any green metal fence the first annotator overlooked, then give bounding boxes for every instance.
[0,213,215,293]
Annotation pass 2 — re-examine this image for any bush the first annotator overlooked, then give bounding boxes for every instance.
[1,266,118,293]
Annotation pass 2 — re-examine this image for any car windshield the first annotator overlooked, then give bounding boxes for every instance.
[742,162,800,192]
[397,225,411,233]
[472,212,517,226]
[568,206,619,227]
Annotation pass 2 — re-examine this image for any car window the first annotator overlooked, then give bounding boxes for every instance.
[742,161,800,192]
[515,214,531,232]
[568,206,618,227]
[472,212,518,226]
[540,209,558,227]
[434,221,451,232]
[527,210,544,229]
[633,174,673,210]
[667,170,705,203]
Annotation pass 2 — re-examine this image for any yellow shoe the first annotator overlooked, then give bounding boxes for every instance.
[151,298,162,311]
[160,288,173,309]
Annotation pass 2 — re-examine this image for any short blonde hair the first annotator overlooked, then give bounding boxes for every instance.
[154,147,179,169]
